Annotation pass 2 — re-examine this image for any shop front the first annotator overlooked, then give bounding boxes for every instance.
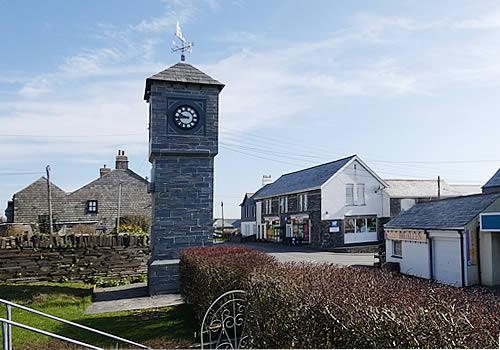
[264,216,282,242]
[285,214,311,244]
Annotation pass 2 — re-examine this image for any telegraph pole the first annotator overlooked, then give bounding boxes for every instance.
[117,183,123,234]
[45,165,54,235]
[221,201,224,235]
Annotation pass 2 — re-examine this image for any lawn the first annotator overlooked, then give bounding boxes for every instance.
[0,282,196,349]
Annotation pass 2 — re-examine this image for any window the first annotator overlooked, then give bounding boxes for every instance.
[392,240,402,257]
[298,193,308,211]
[344,216,377,234]
[346,184,354,205]
[265,199,272,214]
[356,184,366,206]
[86,200,98,214]
[279,196,288,213]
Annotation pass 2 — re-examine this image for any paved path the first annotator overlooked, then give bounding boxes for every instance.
[85,283,183,315]
[226,242,377,266]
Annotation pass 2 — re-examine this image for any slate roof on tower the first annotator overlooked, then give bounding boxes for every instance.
[144,62,224,99]
[385,192,500,229]
[253,155,357,199]
[483,169,500,191]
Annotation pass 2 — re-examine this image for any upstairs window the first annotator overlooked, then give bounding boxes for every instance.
[356,184,366,206]
[86,200,98,214]
[279,196,288,213]
[298,193,308,211]
[346,184,354,205]
[265,199,272,214]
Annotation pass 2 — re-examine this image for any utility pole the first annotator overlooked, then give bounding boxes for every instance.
[221,201,224,235]
[437,176,441,199]
[116,183,122,234]
[45,165,54,235]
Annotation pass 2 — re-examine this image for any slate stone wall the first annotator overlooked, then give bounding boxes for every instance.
[0,234,149,283]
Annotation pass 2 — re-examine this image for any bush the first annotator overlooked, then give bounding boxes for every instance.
[118,215,149,234]
[179,246,275,321]
[244,263,500,349]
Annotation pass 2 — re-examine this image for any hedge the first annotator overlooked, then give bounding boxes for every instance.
[180,247,500,348]
[179,246,275,321]
[245,263,500,349]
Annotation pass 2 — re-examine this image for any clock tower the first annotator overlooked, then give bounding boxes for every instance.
[144,62,224,294]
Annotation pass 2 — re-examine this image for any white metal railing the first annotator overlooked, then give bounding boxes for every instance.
[0,298,149,350]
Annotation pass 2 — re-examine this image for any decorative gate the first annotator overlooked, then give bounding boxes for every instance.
[200,290,248,349]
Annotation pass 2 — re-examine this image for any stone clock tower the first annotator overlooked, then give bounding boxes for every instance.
[144,62,224,294]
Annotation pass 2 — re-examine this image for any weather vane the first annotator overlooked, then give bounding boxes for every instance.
[172,21,193,62]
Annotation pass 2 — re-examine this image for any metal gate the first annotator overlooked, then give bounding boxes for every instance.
[200,290,248,349]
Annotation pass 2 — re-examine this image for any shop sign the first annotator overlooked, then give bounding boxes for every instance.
[385,229,426,242]
[465,229,477,266]
[329,220,340,233]
[264,216,280,222]
[290,214,309,220]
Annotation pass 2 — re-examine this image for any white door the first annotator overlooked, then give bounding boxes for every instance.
[433,237,462,286]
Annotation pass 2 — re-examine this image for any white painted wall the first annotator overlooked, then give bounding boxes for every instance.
[386,239,431,279]
[255,201,263,239]
[241,221,256,237]
[321,159,389,220]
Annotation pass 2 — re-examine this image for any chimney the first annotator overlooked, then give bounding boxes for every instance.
[115,150,129,170]
[100,164,111,177]
[262,175,272,187]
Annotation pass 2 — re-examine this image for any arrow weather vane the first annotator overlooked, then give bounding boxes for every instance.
[172,21,193,62]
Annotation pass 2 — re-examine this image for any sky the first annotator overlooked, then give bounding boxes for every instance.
[1,0,500,219]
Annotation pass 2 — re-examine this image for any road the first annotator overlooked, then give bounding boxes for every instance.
[224,241,377,266]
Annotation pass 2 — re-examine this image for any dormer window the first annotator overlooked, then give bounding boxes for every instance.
[86,200,98,214]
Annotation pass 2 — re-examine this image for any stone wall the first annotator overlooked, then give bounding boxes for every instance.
[0,234,149,283]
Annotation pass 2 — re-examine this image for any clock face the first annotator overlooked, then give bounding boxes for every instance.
[173,105,199,130]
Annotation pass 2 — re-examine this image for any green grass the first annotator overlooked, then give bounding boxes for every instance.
[0,282,196,349]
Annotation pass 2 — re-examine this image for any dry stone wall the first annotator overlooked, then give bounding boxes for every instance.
[0,234,150,283]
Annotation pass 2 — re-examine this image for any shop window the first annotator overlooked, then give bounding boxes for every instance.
[346,184,354,205]
[392,240,402,257]
[345,218,355,233]
[356,184,366,206]
[345,216,377,234]
[86,200,98,214]
[298,193,308,211]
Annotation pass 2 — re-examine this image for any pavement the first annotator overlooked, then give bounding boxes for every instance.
[225,241,378,266]
[85,283,183,315]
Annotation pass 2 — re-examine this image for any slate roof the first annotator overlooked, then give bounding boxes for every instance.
[144,62,224,99]
[483,169,500,190]
[253,155,356,199]
[384,179,481,198]
[385,192,500,229]
[239,192,255,206]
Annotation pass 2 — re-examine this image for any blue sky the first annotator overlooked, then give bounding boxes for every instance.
[1,0,500,219]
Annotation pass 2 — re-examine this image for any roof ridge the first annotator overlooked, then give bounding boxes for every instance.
[425,191,500,203]
[281,154,356,177]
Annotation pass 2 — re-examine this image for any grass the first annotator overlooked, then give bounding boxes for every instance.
[0,282,196,349]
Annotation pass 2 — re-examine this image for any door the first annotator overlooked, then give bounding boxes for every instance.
[433,237,462,286]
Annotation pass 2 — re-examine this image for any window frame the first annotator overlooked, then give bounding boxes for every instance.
[392,240,403,258]
[356,183,366,206]
[346,184,354,206]
[86,200,98,214]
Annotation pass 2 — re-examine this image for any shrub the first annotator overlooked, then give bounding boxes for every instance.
[179,246,275,321]
[244,263,500,349]
[118,215,149,234]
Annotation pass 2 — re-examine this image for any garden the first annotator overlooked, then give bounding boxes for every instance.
[181,246,500,349]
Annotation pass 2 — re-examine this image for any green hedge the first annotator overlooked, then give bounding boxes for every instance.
[180,247,500,348]
[179,246,275,321]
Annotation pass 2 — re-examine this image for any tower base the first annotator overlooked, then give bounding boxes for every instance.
[148,259,180,295]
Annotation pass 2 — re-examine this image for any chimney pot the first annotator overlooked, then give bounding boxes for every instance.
[100,164,111,177]
[115,150,129,170]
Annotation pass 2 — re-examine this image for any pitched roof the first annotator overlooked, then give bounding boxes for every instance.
[144,62,224,99]
[483,169,500,190]
[385,192,500,229]
[384,179,481,198]
[239,192,255,206]
[253,155,356,199]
